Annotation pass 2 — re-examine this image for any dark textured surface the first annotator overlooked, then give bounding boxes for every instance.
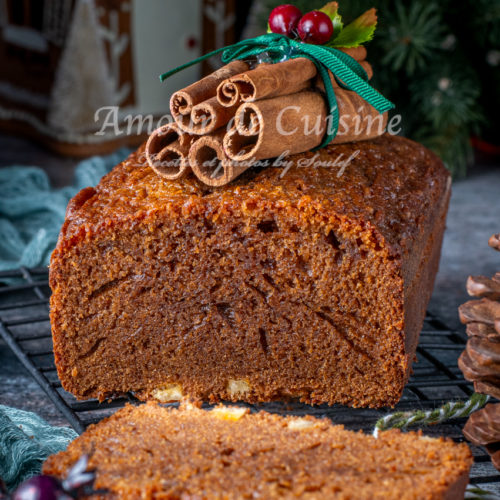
[0,345,65,424]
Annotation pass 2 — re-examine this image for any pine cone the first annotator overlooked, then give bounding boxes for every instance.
[463,403,500,446]
[459,234,500,469]
[463,403,500,470]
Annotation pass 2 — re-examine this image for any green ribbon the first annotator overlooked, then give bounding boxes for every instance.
[160,33,394,149]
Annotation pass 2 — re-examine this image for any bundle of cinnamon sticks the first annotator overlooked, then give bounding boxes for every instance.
[146,48,387,187]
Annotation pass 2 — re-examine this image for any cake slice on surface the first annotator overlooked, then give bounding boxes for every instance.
[43,402,472,499]
[49,134,450,407]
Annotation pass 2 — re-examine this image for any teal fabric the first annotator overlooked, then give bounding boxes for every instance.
[0,405,77,491]
[0,152,127,490]
[0,149,130,272]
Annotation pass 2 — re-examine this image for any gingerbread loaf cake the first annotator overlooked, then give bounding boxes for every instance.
[43,402,472,499]
[50,134,450,407]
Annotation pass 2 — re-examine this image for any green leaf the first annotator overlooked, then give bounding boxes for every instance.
[329,8,377,48]
[267,22,272,33]
[319,2,343,35]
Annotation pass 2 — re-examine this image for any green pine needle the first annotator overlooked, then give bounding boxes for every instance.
[379,2,445,75]
[410,60,484,130]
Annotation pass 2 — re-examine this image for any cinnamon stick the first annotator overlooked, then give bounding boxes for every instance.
[339,46,367,61]
[359,61,373,80]
[216,57,371,108]
[317,46,372,90]
[217,58,317,107]
[177,96,239,135]
[170,60,248,135]
[145,122,196,180]
[224,87,387,162]
[189,129,250,187]
[316,61,374,92]
[333,89,388,143]
[224,90,326,162]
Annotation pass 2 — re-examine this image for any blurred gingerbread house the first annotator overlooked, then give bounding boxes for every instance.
[0,0,237,155]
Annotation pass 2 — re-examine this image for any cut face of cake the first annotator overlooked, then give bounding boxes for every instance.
[43,402,472,499]
[49,134,450,407]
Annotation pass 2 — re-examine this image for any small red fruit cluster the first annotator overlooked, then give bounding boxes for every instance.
[268,4,334,45]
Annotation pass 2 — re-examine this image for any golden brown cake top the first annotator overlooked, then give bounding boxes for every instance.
[60,134,449,254]
[43,402,471,499]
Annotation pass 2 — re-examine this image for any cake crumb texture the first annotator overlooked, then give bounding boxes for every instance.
[43,402,472,499]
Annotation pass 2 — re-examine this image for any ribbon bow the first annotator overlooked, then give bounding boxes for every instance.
[160,33,394,149]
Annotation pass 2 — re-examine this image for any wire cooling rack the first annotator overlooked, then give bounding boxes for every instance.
[1,266,499,493]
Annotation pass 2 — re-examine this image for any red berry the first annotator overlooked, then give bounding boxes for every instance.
[268,4,302,37]
[297,11,334,45]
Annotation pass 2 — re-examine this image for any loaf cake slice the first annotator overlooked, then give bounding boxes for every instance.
[50,134,450,407]
[43,402,472,499]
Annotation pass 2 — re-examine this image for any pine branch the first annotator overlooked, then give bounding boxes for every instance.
[379,1,446,75]
[410,59,484,130]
